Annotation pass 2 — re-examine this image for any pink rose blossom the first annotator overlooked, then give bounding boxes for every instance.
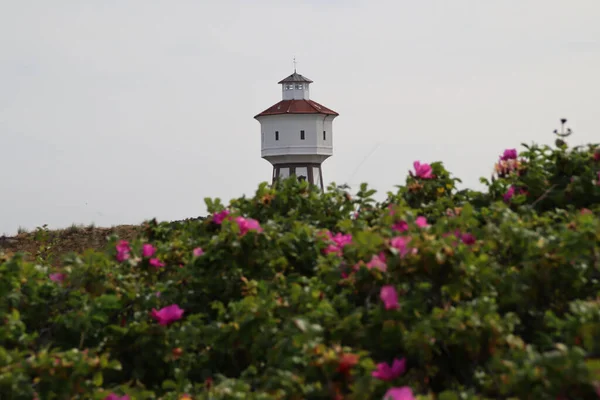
[49,273,66,283]
[503,186,516,203]
[392,220,408,232]
[324,244,343,256]
[394,217,427,232]
[104,394,130,400]
[372,358,406,381]
[503,185,528,203]
[380,285,399,310]
[142,244,156,258]
[383,387,415,400]
[390,236,412,258]
[366,252,387,272]
[328,232,353,247]
[149,258,165,268]
[212,210,231,224]
[193,247,204,257]
[151,304,184,326]
[443,231,476,246]
[322,231,353,256]
[415,216,428,228]
[459,232,476,245]
[500,148,518,161]
[115,240,131,262]
[413,161,433,179]
[235,216,263,235]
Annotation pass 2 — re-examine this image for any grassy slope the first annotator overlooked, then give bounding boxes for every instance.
[0,225,142,265]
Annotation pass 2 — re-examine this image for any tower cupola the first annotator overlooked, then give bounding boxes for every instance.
[279,71,313,100]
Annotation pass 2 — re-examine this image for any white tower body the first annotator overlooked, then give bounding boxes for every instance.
[254,71,339,190]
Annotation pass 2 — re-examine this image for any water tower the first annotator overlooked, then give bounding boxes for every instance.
[254,68,339,190]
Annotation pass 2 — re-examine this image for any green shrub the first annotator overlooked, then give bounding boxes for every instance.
[1,141,600,399]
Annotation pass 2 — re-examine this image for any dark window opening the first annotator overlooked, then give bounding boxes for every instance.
[275,131,279,140]
[323,130,326,140]
[300,130,305,140]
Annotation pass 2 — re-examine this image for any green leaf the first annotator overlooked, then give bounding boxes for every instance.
[92,371,103,387]
[162,380,178,390]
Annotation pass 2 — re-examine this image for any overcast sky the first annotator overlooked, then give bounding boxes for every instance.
[1,0,599,235]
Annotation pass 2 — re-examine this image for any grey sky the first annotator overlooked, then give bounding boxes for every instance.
[1,0,599,235]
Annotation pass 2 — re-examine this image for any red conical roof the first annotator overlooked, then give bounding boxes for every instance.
[254,99,338,118]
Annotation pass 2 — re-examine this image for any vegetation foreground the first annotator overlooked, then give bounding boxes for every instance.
[2,141,600,399]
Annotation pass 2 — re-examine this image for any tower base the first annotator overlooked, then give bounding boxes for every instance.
[271,163,324,191]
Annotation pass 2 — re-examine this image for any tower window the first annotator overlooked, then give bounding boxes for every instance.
[295,84,303,89]
[285,84,293,90]
[300,130,305,140]
[275,131,279,140]
[323,131,326,140]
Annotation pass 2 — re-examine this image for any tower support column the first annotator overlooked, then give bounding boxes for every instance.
[272,163,323,190]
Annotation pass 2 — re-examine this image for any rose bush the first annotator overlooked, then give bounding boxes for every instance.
[1,139,600,399]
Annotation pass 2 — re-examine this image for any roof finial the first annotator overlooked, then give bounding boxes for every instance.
[293,56,297,73]
[553,118,572,138]
[553,118,572,148]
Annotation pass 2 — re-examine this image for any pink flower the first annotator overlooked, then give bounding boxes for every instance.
[322,231,353,256]
[394,217,427,232]
[142,244,156,258]
[155,291,161,297]
[460,232,476,245]
[149,258,165,268]
[392,220,408,233]
[151,304,184,326]
[115,240,131,262]
[49,273,66,283]
[380,285,399,310]
[235,216,263,235]
[193,247,204,257]
[413,161,433,179]
[500,148,518,161]
[383,387,415,400]
[390,236,412,258]
[594,149,600,161]
[104,395,130,400]
[415,216,428,228]
[212,210,230,224]
[503,186,516,203]
[372,358,406,381]
[116,240,130,252]
[324,244,343,256]
[366,253,387,272]
[328,232,353,247]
